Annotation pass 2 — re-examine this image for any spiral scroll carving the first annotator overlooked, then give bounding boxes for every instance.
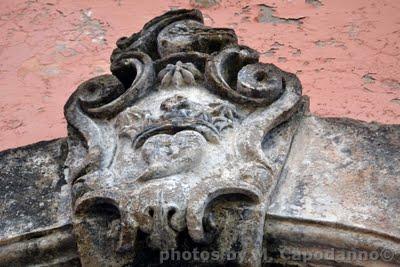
[205,46,300,106]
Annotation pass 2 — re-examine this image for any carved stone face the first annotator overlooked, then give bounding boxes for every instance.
[65,9,302,266]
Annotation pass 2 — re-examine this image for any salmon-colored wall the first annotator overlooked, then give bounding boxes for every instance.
[0,0,399,151]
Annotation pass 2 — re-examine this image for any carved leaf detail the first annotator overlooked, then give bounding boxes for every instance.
[158,61,202,88]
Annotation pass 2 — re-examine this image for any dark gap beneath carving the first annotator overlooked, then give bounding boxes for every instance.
[207,40,222,54]
[113,61,138,89]
[86,202,121,220]
[148,207,155,217]
[167,207,176,221]
[255,71,268,82]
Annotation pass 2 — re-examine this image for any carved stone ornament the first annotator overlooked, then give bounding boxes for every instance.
[0,9,399,267]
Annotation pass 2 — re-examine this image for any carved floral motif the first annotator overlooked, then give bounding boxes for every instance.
[158,61,202,87]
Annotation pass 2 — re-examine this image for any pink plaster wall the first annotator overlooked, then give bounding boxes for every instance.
[0,0,399,151]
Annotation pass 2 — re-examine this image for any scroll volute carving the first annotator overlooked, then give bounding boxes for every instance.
[64,8,305,267]
[64,50,155,183]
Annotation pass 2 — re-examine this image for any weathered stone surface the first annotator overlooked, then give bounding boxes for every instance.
[0,139,70,240]
[270,116,400,238]
[0,139,78,266]
[266,116,400,266]
[0,8,399,267]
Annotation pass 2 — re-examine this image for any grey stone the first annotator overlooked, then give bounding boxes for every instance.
[0,8,399,267]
